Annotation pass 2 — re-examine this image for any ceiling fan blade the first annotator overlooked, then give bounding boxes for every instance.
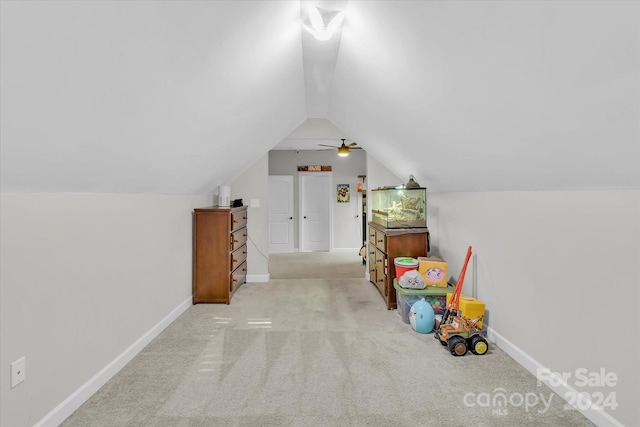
[350,147,363,149]
[346,142,359,147]
[318,144,339,148]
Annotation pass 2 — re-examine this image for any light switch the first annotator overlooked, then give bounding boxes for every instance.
[250,199,260,208]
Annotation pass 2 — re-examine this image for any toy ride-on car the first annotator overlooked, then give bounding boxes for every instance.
[435,316,488,356]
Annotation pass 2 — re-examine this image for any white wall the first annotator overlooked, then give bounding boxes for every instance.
[268,149,366,251]
[0,193,211,427]
[364,153,405,192]
[428,189,639,427]
[229,153,270,281]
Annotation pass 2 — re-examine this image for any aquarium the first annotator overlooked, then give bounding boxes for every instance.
[371,187,426,228]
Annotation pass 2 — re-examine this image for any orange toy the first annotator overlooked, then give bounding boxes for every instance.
[438,246,472,329]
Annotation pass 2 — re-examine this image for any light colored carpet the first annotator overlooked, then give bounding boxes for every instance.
[61,252,593,426]
[268,251,366,279]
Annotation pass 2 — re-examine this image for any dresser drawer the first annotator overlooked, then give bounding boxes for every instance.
[231,228,247,252]
[231,245,247,272]
[231,261,247,293]
[374,229,386,251]
[368,243,377,279]
[375,247,387,296]
[231,211,247,232]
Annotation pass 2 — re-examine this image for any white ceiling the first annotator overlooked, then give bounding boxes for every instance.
[299,0,347,118]
[272,118,353,151]
[1,1,638,194]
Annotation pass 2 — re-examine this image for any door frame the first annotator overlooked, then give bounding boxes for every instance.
[298,172,333,252]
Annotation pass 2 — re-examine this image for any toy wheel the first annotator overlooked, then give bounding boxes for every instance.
[448,336,467,356]
[469,335,488,355]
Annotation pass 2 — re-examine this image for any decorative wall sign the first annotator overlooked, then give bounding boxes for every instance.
[337,184,350,203]
[297,165,332,172]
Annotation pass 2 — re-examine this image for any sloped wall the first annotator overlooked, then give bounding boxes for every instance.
[330,1,639,193]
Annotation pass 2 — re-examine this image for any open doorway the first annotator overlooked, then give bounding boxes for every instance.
[268,149,366,254]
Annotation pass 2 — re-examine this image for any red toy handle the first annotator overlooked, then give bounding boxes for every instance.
[440,246,472,327]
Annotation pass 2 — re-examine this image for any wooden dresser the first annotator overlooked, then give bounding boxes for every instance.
[368,222,429,310]
[193,206,248,304]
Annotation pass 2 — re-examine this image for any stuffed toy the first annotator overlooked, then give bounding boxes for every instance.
[399,270,426,289]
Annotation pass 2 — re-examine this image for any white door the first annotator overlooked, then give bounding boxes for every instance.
[299,172,331,252]
[268,175,294,253]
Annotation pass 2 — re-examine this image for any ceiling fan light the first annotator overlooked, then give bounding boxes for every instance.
[338,146,350,156]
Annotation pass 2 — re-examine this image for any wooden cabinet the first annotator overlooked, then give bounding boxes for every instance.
[193,206,248,304]
[368,222,429,310]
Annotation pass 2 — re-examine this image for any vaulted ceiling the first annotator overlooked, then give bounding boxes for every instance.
[1,1,638,194]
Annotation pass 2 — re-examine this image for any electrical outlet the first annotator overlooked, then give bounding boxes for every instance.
[11,356,25,388]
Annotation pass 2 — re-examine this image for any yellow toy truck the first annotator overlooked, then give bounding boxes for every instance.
[435,315,488,356]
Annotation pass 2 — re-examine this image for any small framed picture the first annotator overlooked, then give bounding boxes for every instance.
[337,184,350,203]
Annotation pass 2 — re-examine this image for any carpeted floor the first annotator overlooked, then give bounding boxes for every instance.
[61,252,593,426]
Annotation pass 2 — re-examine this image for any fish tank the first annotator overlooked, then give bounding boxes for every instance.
[371,187,427,228]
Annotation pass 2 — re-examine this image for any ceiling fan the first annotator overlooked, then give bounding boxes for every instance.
[318,139,363,157]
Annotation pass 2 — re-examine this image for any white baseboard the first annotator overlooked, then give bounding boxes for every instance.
[487,327,624,427]
[34,297,193,427]
[247,274,269,283]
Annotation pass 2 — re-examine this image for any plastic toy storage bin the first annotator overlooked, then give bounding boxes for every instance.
[394,280,455,324]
